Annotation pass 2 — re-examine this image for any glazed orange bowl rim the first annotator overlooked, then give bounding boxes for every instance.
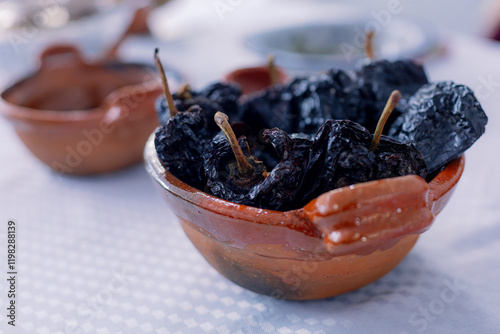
[0,63,159,122]
[224,65,287,80]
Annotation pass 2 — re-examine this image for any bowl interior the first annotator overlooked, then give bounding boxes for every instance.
[1,63,156,111]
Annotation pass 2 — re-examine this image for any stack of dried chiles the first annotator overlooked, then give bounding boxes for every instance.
[153,48,488,211]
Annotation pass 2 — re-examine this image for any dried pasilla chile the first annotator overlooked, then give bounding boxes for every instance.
[247,135,281,171]
[154,49,222,188]
[155,105,213,189]
[366,90,427,181]
[291,69,365,134]
[155,82,241,128]
[229,121,282,170]
[204,112,268,205]
[389,81,488,174]
[240,69,364,136]
[204,113,313,210]
[289,74,330,134]
[298,120,376,204]
[297,119,426,205]
[248,128,312,211]
[298,91,427,206]
[156,82,242,129]
[201,82,241,116]
[374,137,428,180]
[356,59,429,131]
[239,84,297,135]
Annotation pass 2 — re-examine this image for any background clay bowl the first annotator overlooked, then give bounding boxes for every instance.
[0,45,179,175]
[144,134,465,300]
[224,65,287,95]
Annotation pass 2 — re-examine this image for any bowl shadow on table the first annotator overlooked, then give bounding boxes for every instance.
[48,163,169,213]
[302,253,455,305]
[260,253,489,332]
[450,220,500,252]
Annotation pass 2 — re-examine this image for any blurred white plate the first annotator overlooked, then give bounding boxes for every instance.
[245,18,438,70]
[0,3,134,88]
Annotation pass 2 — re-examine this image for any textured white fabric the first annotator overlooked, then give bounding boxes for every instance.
[1,8,500,334]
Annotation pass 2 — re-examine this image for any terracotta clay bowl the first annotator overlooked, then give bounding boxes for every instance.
[144,134,464,300]
[224,65,287,95]
[0,45,180,175]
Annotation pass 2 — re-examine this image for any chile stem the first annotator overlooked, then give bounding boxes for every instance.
[267,54,280,86]
[364,31,375,60]
[370,90,402,152]
[214,112,255,177]
[178,84,193,100]
[154,48,178,117]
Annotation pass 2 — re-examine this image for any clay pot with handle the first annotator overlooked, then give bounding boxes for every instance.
[0,45,172,175]
[144,132,465,300]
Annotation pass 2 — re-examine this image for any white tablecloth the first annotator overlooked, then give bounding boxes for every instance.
[1,4,500,333]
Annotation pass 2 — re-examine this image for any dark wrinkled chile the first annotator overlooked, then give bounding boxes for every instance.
[203,134,267,205]
[154,105,213,189]
[156,82,242,129]
[356,60,429,132]
[240,84,297,134]
[291,69,366,134]
[248,129,312,211]
[239,69,366,136]
[202,128,312,210]
[374,137,427,180]
[389,81,488,174]
[298,120,427,206]
[201,82,241,116]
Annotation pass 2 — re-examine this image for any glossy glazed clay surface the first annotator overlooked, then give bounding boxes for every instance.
[0,45,168,175]
[144,134,465,300]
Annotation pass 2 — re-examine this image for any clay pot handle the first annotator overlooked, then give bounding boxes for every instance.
[303,175,434,256]
[101,7,151,62]
[39,44,86,71]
